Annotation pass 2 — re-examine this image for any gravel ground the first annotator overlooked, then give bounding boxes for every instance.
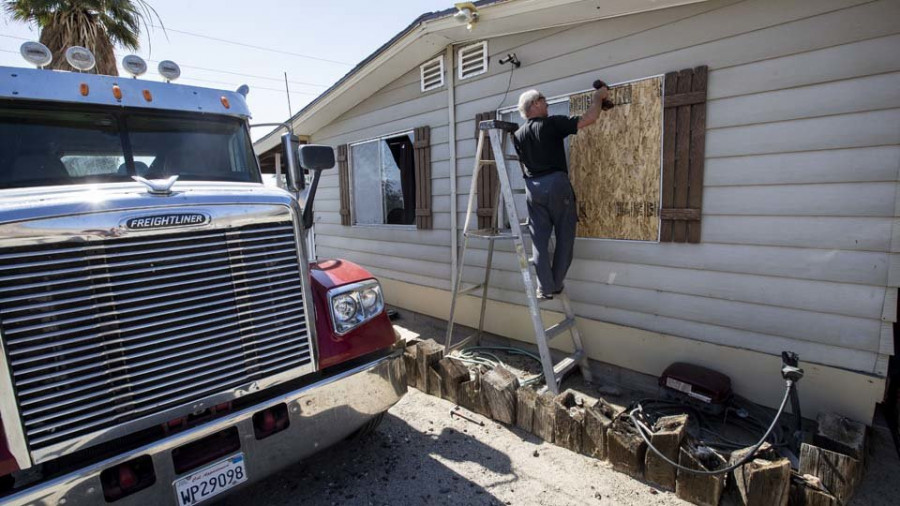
[221,388,688,506]
[219,310,900,506]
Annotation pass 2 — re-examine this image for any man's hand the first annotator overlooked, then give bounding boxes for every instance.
[577,86,609,130]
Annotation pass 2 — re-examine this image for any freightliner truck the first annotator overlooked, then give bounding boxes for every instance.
[0,44,406,505]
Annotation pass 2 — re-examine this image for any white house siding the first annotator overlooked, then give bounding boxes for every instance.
[310,0,900,380]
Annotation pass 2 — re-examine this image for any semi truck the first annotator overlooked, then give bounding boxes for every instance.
[0,44,406,505]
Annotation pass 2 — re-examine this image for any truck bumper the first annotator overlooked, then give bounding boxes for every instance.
[4,352,406,506]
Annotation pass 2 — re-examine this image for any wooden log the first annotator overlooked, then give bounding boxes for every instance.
[553,390,585,453]
[675,446,727,506]
[482,367,519,425]
[532,390,557,443]
[437,357,469,405]
[799,443,862,505]
[403,344,418,389]
[607,419,646,479]
[416,339,443,393]
[730,443,790,506]
[644,414,689,491]
[516,386,538,433]
[789,473,839,506]
[582,399,617,460]
[459,367,490,417]
[427,367,442,398]
[814,412,867,461]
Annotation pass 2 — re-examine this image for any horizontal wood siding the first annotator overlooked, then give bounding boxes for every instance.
[308,0,900,375]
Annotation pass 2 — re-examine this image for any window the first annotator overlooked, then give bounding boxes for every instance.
[458,41,488,80]
[0,105,260,189]
[420,56,444,92]
[350,132,417,226]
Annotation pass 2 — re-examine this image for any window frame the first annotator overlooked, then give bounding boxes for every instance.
[457,41,488,80]
[348,129,417,230]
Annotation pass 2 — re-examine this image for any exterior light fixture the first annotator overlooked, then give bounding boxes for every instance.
[453,2,480,30]
[158,60,181,82]
[122,55,148,78]
[20,41,52,68]
[65,46,96,72]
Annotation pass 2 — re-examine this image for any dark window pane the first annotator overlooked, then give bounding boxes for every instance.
[0,108,123,188]
[127,115,259,183]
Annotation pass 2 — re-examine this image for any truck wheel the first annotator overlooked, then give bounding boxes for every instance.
[348,411,386,440]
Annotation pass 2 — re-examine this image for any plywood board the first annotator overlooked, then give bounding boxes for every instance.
[568,77,663,240]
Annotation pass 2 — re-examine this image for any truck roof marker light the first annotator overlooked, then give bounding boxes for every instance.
[158,60,181,82]
[122,55,147,78]
[80,83,89,96]
[20,41,52,68]
[112,85,122,100]
[65,46,96,72]
[220,96,230,109]
[142,90,153,102]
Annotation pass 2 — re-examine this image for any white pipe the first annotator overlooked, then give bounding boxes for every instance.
[447,44,458,296]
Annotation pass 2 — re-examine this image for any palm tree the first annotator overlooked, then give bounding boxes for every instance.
[4,0,161,76]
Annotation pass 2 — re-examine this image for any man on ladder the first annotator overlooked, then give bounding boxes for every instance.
[512,85,610,300]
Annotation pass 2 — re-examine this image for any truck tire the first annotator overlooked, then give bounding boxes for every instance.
[348,411,386,440]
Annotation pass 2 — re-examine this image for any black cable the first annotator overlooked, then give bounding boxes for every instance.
[493,62,516,113]
[629,381,794,476]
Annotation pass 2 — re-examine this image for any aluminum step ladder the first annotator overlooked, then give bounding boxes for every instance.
[444,119,592,394]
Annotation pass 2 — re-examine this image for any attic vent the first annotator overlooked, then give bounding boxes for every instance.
[420,56,444,92]
[458,41,488,80]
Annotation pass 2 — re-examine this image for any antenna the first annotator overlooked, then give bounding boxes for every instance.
[284,72,292,117]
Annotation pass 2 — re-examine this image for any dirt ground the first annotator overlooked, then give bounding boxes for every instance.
[221,309,900,506]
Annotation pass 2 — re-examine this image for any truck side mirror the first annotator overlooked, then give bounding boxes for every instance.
[280,133,304,192]
[297,145,335,171]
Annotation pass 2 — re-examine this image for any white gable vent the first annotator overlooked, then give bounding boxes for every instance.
[420,56,444,92]
[458,41,488,80]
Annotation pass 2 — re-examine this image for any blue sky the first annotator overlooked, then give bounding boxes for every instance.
[0,0,454,139]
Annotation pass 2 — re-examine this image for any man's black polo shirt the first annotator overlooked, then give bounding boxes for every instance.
[512,115,580,178]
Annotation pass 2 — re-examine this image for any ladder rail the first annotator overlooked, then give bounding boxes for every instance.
[444,121,592,393]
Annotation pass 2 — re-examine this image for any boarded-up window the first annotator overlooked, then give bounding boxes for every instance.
[661,66,707,243]
[568,76,663,241]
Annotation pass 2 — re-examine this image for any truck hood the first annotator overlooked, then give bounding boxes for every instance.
[0,181,300,225]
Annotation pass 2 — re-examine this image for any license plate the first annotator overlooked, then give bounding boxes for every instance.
[174,454,247,506]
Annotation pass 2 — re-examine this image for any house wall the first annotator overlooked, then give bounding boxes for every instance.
[309,0,900,421]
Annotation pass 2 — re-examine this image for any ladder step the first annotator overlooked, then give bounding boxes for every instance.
[465,228,519,240]
[477,156,519,166]
[512,189,526,195]
[544,317,576,341]
[457,283,484,297]
[553,350,585,383]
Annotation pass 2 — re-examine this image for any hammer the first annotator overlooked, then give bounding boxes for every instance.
[592,79,616,110]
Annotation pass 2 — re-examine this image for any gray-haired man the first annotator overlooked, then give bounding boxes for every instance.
[512,86,609,300]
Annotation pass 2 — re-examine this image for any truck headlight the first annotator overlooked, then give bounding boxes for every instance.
[327,280,384,334]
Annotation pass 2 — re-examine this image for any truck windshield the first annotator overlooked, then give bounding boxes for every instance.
[0,104,260,189]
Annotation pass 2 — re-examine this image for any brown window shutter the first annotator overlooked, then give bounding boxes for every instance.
[661,65,707,243]
[475,111,499,229]
[337,144,351,226]
[414,126,432,229]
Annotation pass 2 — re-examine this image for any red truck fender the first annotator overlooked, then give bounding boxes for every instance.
[309,259,398,369]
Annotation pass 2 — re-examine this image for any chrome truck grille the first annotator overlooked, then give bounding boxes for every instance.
[0,220,312,455]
